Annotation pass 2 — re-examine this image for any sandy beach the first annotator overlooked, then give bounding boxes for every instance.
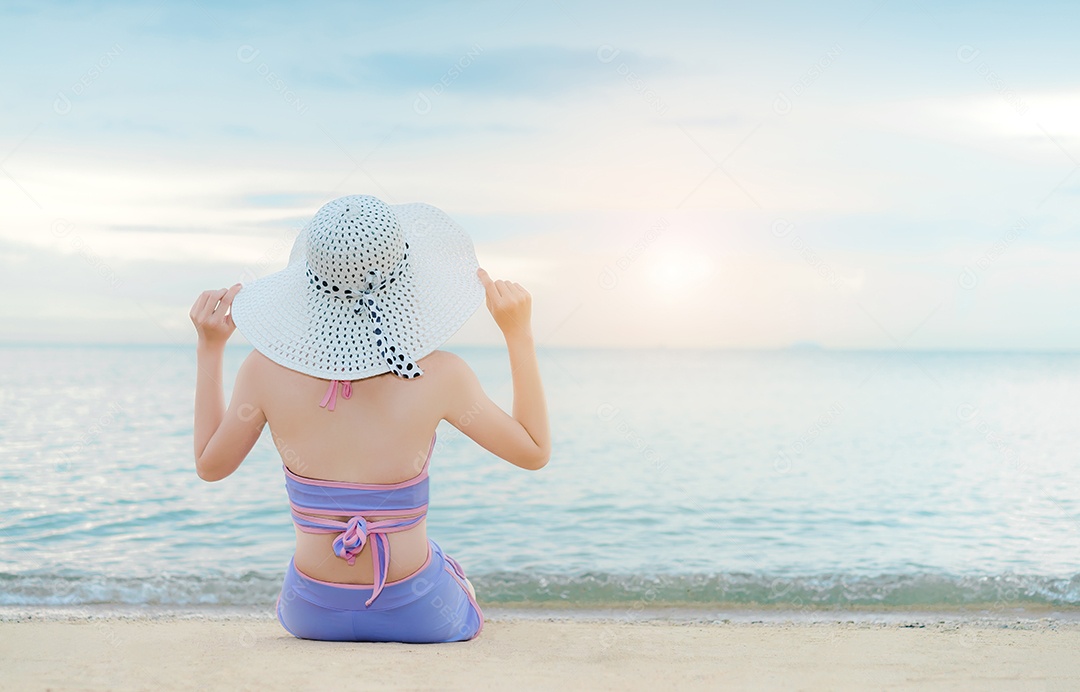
[3,611,1080,691]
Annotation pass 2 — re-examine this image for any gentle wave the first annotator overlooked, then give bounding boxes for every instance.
[6,347,1080,613]
[2,571,1078,608]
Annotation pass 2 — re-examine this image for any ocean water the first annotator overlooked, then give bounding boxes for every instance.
[2,344,1079,611]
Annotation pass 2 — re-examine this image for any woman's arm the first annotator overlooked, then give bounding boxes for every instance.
[442,268,550,470]
[190,284,266,481]
[505,327,550,464]
[194,339,228,461]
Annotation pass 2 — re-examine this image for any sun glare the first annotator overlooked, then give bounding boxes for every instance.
[645,249,716,291]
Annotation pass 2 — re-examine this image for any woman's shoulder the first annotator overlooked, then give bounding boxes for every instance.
[244,347,287,382]
[420,349,472,376]
[417,351,481,399]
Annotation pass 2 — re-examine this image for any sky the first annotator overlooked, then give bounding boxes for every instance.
[1,0,1078,349]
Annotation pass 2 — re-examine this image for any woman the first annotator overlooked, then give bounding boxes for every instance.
[189,194,550,643]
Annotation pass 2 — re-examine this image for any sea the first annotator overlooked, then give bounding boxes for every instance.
[2,344,1079,621]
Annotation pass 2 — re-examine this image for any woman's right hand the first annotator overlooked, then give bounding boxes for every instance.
[477,267,532,337]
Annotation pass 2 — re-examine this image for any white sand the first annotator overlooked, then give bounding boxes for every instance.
[3,615,1080,690]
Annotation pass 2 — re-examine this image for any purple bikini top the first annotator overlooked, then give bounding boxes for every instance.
[283,378,434,607]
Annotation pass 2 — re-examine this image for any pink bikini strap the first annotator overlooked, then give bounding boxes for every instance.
[319,379,353,411]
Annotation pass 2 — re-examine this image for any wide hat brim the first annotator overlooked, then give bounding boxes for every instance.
[230,201,485,380]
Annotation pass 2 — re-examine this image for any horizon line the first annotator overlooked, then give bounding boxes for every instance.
[1,341,1078,355]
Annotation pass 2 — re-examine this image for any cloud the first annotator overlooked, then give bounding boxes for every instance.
[3,2,1080,348]
[241,192,327,208]
[300,45,677,98]
[849,91,1080,163]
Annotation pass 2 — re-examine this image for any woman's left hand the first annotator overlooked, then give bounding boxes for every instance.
[190,283,243,347]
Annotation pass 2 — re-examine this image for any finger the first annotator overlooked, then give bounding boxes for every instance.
[477,267,502,299]
[493,279,508,299]
[191,291,214,320]
[477,267,499,291]
[202,289,229,319]
[219,283,243,308]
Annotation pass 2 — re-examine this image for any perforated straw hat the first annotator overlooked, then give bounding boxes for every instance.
[230,194,484,380]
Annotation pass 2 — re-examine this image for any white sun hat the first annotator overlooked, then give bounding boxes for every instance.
[230,194,484,380]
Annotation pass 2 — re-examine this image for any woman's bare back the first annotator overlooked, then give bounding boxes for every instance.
[250,347,455,584]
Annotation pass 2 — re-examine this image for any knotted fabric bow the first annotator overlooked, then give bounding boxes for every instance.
[304,512,428,607]
[332,515,368,564]
[319,379,352,411]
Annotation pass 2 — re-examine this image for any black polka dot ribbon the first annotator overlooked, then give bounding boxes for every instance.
[354,270,423,379]
[306,243,423,379]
